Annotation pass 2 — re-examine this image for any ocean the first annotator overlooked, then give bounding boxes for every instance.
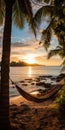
[0,66,63,97]
[9,66,62,97]
[10,66,61,81]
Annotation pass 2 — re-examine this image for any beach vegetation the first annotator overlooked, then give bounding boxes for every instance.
[55,85,65,114]
[34,0,65,59]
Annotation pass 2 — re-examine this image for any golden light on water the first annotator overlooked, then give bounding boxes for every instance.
[28,67,32,77]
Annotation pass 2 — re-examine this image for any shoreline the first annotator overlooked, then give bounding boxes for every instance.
[10,73,65,98]
[9,74,65,129]
[10,74,58,98]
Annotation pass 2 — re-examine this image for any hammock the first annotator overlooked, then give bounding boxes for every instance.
[11,79,64,103]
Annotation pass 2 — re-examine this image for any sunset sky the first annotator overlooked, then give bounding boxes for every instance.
[0,4,63,66]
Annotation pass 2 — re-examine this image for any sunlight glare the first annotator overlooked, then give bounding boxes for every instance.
[28,67,32,77]
[25,54,35,64]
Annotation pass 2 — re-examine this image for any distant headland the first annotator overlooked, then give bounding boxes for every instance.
[0,61,43,67]
[10,61,41,66]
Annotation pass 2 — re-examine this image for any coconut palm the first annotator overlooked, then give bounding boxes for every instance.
[34,0,65,50]
[0,0,35,129]
[34,0,65,72]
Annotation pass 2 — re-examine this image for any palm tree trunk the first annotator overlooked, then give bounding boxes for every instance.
[0,1,12,129]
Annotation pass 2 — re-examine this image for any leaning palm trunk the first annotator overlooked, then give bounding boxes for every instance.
[0,2,12,129]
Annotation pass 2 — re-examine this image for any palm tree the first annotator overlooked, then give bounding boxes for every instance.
[34,0,65,71]
[34,0,65,50]
[0,0,35,129]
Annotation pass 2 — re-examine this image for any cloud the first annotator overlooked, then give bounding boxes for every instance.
[0,35,62,66]
[11,36,29,43]
[35,55,62,66]
[10,39,47,58]
[11,42,30,47]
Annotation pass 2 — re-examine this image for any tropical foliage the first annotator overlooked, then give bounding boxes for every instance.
[0,0,35,32]
[34,0,65,50]
[56,85,65,113]
[34,0,65,70]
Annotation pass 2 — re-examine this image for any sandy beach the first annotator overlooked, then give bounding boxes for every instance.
[10,95,65,130]
[9,73,65,130]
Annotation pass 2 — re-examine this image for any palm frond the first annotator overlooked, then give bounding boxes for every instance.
[61,59,65,66]
[23,0,36,36]
[34,5,53,27]
[13,0,36,35]
[53,20,65,44]
[40,23,52,50]
[61,66,65,72]
[58,49,65,58]
[56,45,63,49]
[48,49,60,59]
[42,40,50,51]
[44,0,50,3]
[13,0,25,29]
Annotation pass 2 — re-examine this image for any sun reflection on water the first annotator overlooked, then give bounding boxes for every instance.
[28,67,32,77]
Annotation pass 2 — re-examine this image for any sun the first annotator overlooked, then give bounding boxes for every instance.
[25,54,35,64]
